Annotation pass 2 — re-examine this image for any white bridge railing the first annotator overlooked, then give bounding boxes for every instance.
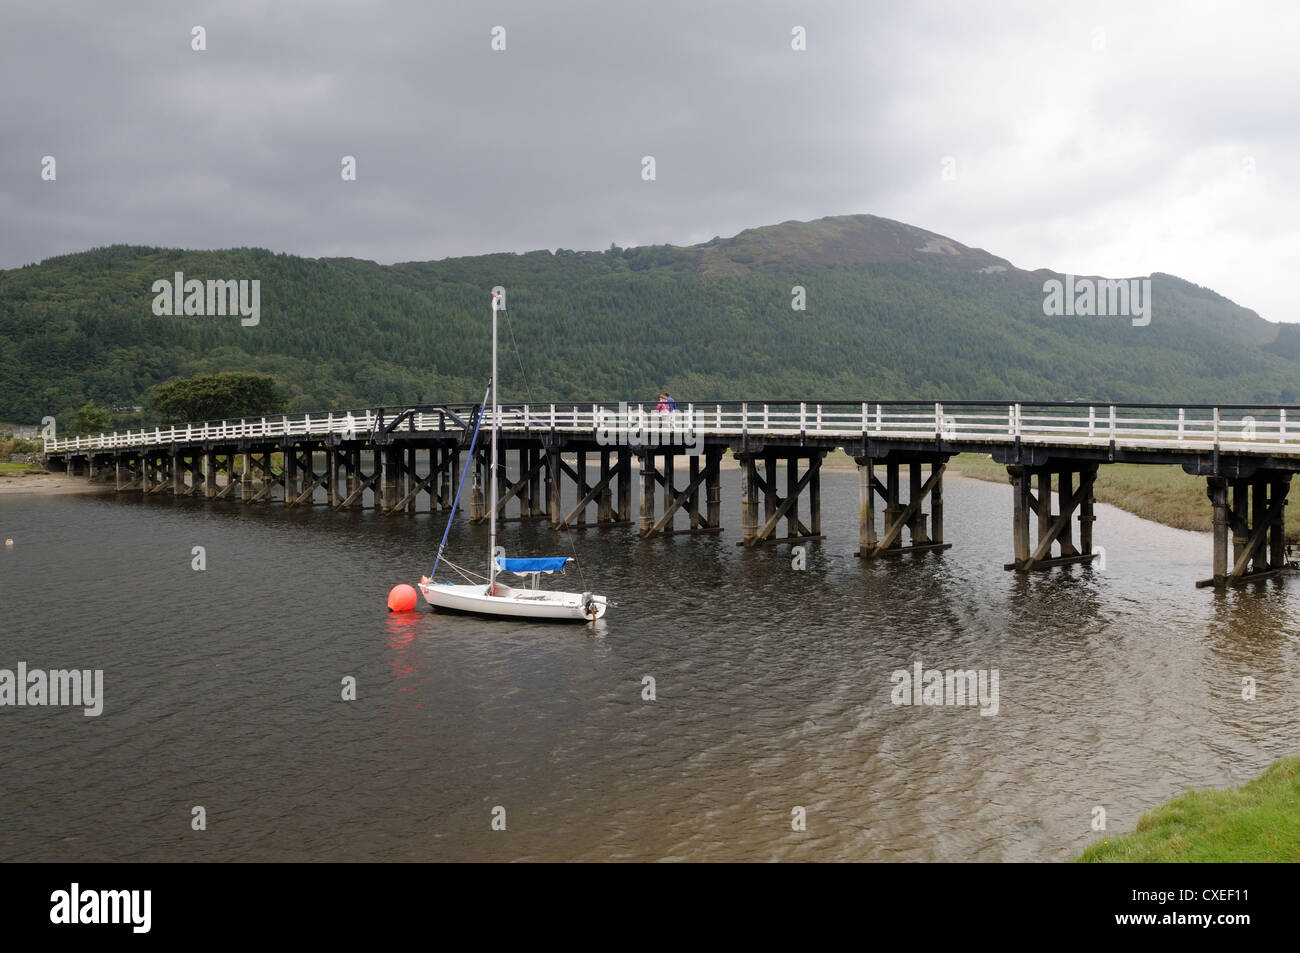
[40,401,1300,456]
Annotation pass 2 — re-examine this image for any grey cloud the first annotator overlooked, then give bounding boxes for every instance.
[1,0,1297,321]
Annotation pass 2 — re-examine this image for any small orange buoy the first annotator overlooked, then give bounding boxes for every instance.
[387,583,418,612]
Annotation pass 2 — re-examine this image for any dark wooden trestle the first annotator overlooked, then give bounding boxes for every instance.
[1197,470,1292,587]
[854,452,951,558]
[1003,462,1099,571]
[43,399,1300,590]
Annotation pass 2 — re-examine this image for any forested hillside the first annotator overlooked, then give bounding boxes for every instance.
[3,214,1298,430]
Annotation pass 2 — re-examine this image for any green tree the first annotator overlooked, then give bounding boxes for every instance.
[4,226,1300,423]
[150,372,286,423]
[72,401,113,434]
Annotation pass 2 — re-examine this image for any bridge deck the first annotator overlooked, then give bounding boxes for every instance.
[41,400,1300,465]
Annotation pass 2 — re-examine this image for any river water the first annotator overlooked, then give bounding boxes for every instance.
[2,466,1297,861]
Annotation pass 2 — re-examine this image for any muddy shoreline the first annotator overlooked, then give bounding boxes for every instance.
[0,473,115,497]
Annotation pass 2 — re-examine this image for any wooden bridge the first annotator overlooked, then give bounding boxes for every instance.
[41,400,1300,589]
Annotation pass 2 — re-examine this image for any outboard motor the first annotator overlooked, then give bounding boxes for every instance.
[582,591,600,619]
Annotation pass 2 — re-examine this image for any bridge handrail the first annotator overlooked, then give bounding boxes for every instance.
[39,401,1300,454]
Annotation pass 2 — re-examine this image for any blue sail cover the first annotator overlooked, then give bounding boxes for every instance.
[495,556,571,575]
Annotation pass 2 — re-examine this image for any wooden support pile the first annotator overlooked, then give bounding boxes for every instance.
[637,447,723,537]
[114,453,144,492]
[1004,463,1097,571]
[238,451,279,503]
[737,450,823,547]
[557,448,635,530]
[855,455,950,559]
[1198,471,1291,588]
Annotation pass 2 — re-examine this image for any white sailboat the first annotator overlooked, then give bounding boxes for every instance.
[418,292,609,622]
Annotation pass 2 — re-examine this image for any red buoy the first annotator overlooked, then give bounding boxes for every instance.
[387,583,418,612]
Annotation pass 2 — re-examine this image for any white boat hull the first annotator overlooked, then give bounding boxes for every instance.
[418,579,607,622]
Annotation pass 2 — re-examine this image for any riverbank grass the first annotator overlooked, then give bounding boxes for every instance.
[944,452,1300,543]
[1078,755,1300,862]
[0,462,47,475]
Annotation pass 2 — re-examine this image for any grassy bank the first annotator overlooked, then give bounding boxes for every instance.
[1077,755,1300,862]
[759,450,1272,539]
[0,462,46,475]
[815,449,1299,543]
[943,452,1300,544]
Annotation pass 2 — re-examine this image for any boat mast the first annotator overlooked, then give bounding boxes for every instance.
[488,291,500,593]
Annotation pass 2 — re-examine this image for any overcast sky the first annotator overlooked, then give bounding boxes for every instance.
[3,0,1298,322]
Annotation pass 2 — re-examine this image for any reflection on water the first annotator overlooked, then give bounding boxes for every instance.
[1,468,1297,861]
